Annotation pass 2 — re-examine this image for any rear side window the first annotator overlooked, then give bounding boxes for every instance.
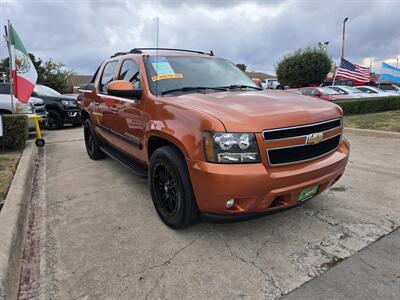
[99,61,118,93]
[358,87,375,93]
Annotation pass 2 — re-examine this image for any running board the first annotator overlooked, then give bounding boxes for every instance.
[100,144,148,178]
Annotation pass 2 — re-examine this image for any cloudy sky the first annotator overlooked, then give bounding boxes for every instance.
[1,0,399,75]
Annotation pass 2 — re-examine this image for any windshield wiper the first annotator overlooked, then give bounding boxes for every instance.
[161,86,227,96]
[218,84,263,91]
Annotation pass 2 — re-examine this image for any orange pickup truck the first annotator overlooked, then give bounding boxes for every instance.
[79,48,350,229]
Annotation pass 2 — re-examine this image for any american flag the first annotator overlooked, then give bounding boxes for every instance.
[336,58,371,82]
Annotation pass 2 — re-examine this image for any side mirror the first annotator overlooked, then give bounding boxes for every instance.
[107,80,141,99]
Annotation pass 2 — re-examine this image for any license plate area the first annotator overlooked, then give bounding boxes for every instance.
[298,185,319,202]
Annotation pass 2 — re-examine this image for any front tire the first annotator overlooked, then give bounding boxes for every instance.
[149,146,199,229]
[46,110,63,130]
[84,119,106,160]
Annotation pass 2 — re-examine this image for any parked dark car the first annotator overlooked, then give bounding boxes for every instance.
[0,83,48,125]
[32,85,82,129]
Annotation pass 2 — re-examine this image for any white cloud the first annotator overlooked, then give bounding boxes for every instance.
[1,0,399,75]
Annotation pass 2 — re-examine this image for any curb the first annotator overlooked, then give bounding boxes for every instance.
[0,141,38,300]
[344,127,400,139]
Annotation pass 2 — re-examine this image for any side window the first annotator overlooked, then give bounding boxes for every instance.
[99,61,118,93]
[118,59,141,89]
[336,88,345,94]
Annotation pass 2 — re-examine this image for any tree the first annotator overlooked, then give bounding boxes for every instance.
[40,59,74,93]
[236,63,247,72]
[0,53,74,93]
[276,47,332,87]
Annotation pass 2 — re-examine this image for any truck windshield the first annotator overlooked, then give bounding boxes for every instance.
[34,85,61,96]
[143,56,258,96]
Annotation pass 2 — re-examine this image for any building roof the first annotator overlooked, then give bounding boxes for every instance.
[246,72,276,82]
[69,75,92,87]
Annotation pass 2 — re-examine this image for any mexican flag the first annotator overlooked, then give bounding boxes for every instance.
[9,24,37,103]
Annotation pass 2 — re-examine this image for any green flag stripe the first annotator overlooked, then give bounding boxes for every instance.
[9,24,28,56]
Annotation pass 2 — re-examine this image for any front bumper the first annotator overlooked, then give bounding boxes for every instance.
[187,139,350,216]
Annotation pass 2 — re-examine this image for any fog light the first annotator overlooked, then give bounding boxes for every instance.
[226,199,235,208]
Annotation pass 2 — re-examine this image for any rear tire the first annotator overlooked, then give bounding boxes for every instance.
[149,146,199,229]
[84,119,106,160]
[46,110,63,130]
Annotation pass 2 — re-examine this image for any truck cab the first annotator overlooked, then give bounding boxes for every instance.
[80,48,350,229]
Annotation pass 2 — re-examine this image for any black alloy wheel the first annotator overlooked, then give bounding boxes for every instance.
[83,119,105,160]
[153,163,179,217]
[149,146,199,229]
[46,110,62,130]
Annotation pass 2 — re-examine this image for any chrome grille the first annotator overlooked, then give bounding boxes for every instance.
[263,118,341,141]
[263,118,342,166]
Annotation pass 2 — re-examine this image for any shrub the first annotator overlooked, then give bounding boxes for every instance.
[335,96,400,115]
[276,47,332,87]
[1,114,29,149]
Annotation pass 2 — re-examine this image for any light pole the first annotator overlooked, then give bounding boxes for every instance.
[341,17,348,58]
[318,41,330,51]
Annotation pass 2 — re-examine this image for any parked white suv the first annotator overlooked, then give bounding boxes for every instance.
[327,86,374,98]
[355,86,398,97]
[262,78,283,89]
[0,83,48,126]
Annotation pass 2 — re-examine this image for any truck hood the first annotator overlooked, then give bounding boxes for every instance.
[172,90,342,132]
[28,97,44,105]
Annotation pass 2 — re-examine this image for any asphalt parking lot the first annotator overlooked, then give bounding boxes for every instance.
[19,127,400,299]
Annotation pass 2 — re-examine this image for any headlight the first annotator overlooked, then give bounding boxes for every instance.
[203,131,260,163]
[61,100,78,107]
[16,102,34,114]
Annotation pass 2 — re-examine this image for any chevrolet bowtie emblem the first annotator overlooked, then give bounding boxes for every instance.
[305,132,324,145]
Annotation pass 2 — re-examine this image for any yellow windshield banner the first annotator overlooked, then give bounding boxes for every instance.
[152,73,183,82]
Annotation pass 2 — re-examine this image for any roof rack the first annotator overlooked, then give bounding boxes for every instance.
[129,48,214,56]
[110,51,128,58]
[110,48,215,58]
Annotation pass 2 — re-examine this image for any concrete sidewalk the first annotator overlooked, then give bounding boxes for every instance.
[18,127,400,299]
[284,228,400,299]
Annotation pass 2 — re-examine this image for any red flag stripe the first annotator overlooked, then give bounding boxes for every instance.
[336,72,370,82]
[336,69,370,81]
[336,68,370,79]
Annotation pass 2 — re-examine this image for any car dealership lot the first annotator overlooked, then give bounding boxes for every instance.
[19,128,399,299]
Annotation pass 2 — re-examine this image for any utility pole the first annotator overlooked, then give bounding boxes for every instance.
[341,17,348,58]
[4,20,14,113]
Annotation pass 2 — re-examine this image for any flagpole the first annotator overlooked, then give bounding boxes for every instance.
[4,20,14,113]
[330,61,337,97]
[378,63,382,89]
